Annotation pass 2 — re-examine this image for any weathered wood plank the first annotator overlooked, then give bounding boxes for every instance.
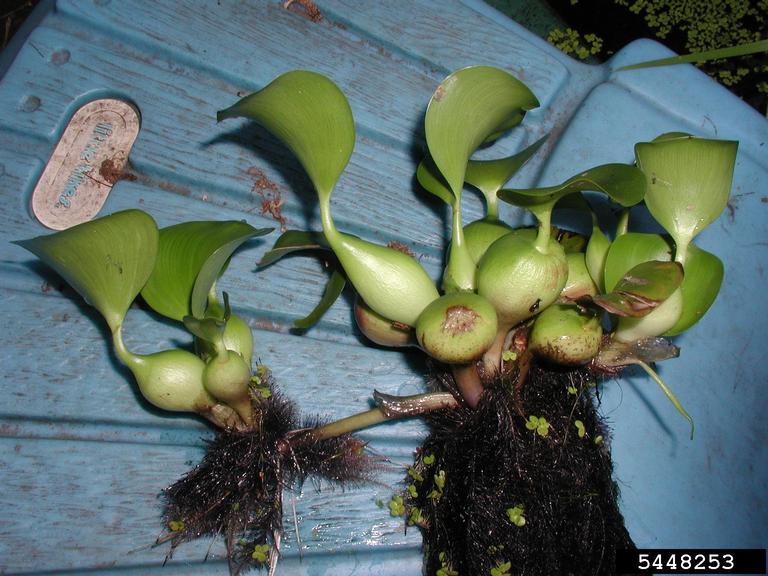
[319,0,568,108]
[0,437,419,573]
[0,25,491,252]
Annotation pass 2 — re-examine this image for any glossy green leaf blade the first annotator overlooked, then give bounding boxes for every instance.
[585,224,611,293]
[603,232,724,334]
[617,39,768,71]
[604,233,672,292]
[634,136,737,251]
[425,66,539,195]
[499,163,646,208]
[258,230,330,268]
[141,221,271,321]
[593,260,683,317]
[294,268,346,329]
[218,71,355,199]
[416,157,455,207]
[666,245,724,335]
[465,134,548,197]
[15,210,158,332]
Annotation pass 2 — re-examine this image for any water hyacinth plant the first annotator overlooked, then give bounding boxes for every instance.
[16,65,737,575]
[14,210,377,574]
[230,67,737,574]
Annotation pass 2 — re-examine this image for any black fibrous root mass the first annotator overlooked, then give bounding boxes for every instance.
[400,363,641,576]
[159,370,374,575]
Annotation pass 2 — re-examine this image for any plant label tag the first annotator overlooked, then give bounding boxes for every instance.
[31,98,141,230]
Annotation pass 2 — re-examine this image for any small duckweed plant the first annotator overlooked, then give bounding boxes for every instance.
[17,65,737,575]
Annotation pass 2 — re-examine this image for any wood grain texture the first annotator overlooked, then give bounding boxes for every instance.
[1,1,766,575]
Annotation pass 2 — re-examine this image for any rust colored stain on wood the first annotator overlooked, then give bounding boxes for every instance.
[283,0,323,23]
[248,166,287,231]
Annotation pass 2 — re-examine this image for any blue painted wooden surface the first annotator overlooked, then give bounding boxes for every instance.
[0,1,766,574]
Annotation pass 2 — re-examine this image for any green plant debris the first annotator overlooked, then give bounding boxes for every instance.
[490,560,513,576]
[168,520,186,532]
[437,551,459,576]
[575,419,586,438]
[506,505,526,527]
[423,453,436,465]
[408,506,425,526]
[547,27,603,60]
[389,495,405,517]
[502,350,518,362]
[525,415,551,437]
[429,470,447,501]
[408,467,424,482]
[251,543,270,563]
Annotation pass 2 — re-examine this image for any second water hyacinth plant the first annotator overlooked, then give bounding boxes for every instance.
[226,66,737,574]
[16,64,737,575]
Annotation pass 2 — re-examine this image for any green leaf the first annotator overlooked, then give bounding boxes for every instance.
[603,232,724,334]
[604,233,671,292]
[258,229,330,268]
[634,135,737,260]
[499,163,646,209]
[616,39,768,71]
[294,268,346,329]
[218,71,355,201]
[593,260,684,317]
[585,224,611,293]
[425,66,539,196]
[465,134,548,216]
[666,245,724,335]
[416,156,455,207]
[141,221,271,321]
[15,210,158,332]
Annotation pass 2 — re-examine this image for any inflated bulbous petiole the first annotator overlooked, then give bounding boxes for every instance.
[613,287,684,343]
[183,302,255,427]
[476,233,569,371]
[415,292,498,406]
[529,305,602,366]
[462,218,514,264]
[323,218,439,327]
[112,326,218,415]
[202,350,254,427]
[560,252,599,301]
[354,296,416,348]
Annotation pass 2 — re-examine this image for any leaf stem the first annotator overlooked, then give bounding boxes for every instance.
[615,209,629,237]
[636,360,694,439]
[111,325,141,369]
[304,407,389,441]
[533,204,553,253]
[442,199,476,292]
[452,363,484,408]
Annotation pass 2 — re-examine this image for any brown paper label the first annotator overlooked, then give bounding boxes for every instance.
[31,99,141,230]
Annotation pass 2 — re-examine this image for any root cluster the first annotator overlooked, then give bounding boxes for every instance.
[404,364,639,576]
[160,375,372,574]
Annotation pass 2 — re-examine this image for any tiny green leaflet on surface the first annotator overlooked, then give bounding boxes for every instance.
[227,67,737,434]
